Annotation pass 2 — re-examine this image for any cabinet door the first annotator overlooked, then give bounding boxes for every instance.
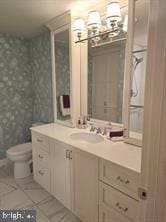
[73,149,98,222]
[50,139,72,210]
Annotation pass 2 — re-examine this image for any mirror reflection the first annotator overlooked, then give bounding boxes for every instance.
[54,29,71,121]
[129,0,149,139]
[88,39,126,123]
[86,6,128,124]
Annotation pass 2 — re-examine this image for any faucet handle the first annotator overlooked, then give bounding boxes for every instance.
[102,127,108,135]
[96,127,102,134]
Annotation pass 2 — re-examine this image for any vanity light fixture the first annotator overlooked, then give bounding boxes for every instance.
[73,1,127,45]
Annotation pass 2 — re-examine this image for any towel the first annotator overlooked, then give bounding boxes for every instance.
[60,95,70,116]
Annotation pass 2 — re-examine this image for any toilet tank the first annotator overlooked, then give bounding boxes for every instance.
[32,122,45,127]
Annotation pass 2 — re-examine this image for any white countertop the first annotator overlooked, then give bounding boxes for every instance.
[31,123,142,173]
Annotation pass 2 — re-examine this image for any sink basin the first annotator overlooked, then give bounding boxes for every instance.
[70,132,104,143]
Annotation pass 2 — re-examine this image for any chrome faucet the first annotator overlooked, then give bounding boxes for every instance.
[90,123,96,132]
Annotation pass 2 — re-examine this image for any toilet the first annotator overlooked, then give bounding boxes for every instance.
[7,143,32,179]
[6,122,44,179]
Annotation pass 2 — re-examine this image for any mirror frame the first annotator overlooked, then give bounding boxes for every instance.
[80,19,128,128]
[123,0,149,147]
[51,25,72,126]
[46,11,82,127]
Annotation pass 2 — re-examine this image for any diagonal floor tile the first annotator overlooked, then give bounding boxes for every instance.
[23,186,52,204]
[29,205,50,222]
[0,181,15,197]
[59,211,81,222]
[37,195,65,218]
[0,175,18,189]
[49,208,69,222]
[0,189,32,209]
[17,179,41,191]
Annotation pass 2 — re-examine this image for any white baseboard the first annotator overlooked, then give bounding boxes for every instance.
[0,158,11,167]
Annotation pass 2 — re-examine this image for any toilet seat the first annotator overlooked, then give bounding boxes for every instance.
[7,143,32,156]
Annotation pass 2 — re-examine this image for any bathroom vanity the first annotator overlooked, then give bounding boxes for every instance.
[36,1,148,221]
[31,123,141,222]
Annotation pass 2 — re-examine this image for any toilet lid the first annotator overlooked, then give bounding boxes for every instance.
[7,143,32,156]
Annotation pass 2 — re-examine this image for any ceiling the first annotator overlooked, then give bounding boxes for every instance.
[0,0,101,38]
[0,0,128,38]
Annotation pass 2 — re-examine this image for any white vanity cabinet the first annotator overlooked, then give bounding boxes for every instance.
[99,159,139,222]
[73,149,98,222]
[32,132,51,192]
[50,139,73,210]
[31,127,140,222]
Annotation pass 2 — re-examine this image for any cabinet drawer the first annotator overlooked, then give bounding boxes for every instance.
[99,204,131,222]
[32,132,49,152]
[99,182,138,222]
[99,159,139,199]
[33,161,50,192]
[32,146,49,168]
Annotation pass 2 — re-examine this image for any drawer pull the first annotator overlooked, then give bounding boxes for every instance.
[38,170,44,175]
[38,154,44,159]
[37,139,43,143]
[66,149,70,159]
[69,150,72,160]
[116,176,130,184]
[115,202,128,212]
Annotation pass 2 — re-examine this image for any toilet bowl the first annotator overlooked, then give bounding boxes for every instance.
[7,143,32,179]
[6,122,44,179]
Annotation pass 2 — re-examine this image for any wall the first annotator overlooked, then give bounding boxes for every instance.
[0,35,33,159]
[29,32,54,123]
[0,31,54,159]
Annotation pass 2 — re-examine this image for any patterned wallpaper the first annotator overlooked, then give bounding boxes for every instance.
[0,35,33,159]
[55,41,70,120]
[29,32,54,124]
[0,31,54,159]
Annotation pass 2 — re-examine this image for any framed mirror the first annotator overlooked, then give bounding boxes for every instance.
[82,5,128,127]
[88,39,126,124]
[51,25,72,126]
[124,0,149,146]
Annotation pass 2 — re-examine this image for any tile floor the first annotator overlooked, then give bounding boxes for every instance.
[0,163,81,222]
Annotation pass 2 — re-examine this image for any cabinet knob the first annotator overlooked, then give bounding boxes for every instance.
[38,170,44,175]
[37,139,43,143]
[104,101,107,106]
[38,154,44,159]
